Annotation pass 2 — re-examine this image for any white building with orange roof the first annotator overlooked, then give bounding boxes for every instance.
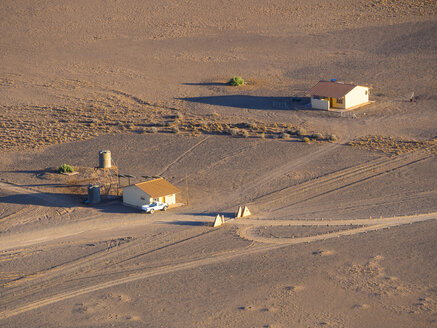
[307,80,370,110]
[123,178,181,209]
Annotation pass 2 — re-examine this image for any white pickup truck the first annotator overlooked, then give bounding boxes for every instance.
[141,201,168,214]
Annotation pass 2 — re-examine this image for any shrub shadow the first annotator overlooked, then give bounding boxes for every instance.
[163,220,210,226]
[183,82,229,86]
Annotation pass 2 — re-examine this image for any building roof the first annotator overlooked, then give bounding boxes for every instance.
[133,178,181,197]
[307,81,360,98]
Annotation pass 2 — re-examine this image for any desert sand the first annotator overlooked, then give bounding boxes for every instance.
[0,1,436,327]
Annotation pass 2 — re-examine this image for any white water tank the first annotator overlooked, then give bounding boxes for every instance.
[99,150,111,168]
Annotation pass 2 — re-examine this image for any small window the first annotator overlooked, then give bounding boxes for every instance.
[365,90,368,95]
[336,98,343,104]
[140,197,145,200]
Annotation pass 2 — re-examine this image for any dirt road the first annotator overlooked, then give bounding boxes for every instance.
[0,211,435,320]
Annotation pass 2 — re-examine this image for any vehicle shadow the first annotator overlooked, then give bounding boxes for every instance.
[178,95,310,110]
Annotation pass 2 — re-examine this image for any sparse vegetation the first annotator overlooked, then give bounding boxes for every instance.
[58,164,74,173]
[229,76,245,86]
[302,137,310,143]
[0,101,336,151]
[347,136,436,155]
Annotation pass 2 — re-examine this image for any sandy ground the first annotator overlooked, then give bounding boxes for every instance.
[1,1,436,327]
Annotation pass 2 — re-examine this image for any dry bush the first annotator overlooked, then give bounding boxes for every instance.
[280,132,291,139]
[302,137,310,143]
[296,128,306,136]
[329,134,337,142]
[171,126,180,134]
[175,111,184,120]
[227,127,239,136]
[311,133,323,140]
[241,129,249,138]
[257,124,266,132]
[248,122,258,129]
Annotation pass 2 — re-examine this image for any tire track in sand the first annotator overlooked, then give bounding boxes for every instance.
[0,212,435,321]
[158,136,210,176]
[236,213,437,244]
[249,145,435,213]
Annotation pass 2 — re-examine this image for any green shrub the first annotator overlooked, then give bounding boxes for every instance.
[58,164,74,173]
[302,137,310,143]
[229,76,245,86]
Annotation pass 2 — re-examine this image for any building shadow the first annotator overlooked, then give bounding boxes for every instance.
[178,95,310,110]
[0,192,83,208]
[181,211,235,218]
[0,191,139,214]
[163,220,210,226]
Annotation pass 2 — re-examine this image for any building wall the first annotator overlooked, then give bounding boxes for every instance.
[311,97,329,110]
[123,186,151,208]
[345,86,369,109]
[164,194,176,205]
[330,97,346,109]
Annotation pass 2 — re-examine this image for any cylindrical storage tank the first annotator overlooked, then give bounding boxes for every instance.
[99,150,111,168]
[88,185,101,204]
